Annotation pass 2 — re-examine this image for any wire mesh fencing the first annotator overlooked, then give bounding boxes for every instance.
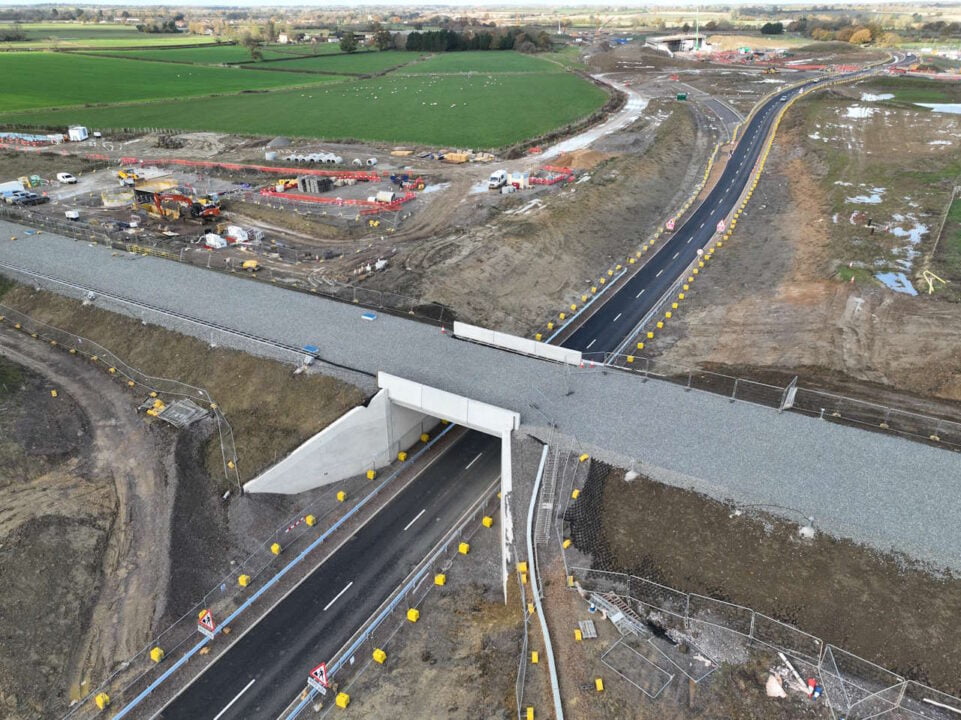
[584,352,961,451]
[568,566,961,720]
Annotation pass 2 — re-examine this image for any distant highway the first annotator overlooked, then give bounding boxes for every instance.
[560,68,881,355]
[153,431,499,720]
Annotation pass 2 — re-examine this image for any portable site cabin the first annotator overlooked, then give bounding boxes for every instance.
[68,126,89,142]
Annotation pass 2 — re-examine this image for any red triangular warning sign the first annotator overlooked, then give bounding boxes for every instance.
[198,609,215,632]
[309,662,328,688]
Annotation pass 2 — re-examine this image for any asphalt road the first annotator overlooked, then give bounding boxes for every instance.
[153,430,499,720]
[560,78,822,355]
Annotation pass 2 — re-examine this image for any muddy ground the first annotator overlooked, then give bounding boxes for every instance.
[367,97,713,333]
[565,462,961,696]
[652,79,961,409]
[0,284,369,718]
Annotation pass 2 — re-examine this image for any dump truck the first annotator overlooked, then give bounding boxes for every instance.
[241,260,261,272]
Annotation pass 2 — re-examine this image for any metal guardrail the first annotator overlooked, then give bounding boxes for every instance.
[281,480,500,718]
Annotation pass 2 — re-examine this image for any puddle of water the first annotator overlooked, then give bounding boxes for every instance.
[861,92,894,102]
[916,103,961,114]
[422,182,451,194]
[844,106,877,119]
[846,193,883,204]
[875,271,918,296]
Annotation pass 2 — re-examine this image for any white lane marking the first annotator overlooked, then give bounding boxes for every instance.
[613,313,622,322]
[585,338,597,350]
[699,222,705,228]
[212,678,256,720]
[635,288,646,298]
[709,208,715,216]
[672,252,679,260]
[323,581,354,611]
[465,452,483,470]
[403,509,427,532]
[655,268,664,277]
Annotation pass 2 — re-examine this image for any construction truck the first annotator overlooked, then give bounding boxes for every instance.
[241,259,261,273]
[144,191,221,221]
[117,169,141,186]
[763,66,780,75]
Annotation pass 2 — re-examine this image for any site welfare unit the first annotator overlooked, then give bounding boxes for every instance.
[68,126,89,142]
[509,171,531,189]
[0,180,24,194]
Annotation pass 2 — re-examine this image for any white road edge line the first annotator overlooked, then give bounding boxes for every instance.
[323,582,354,611]
[403,509,427,532]
[212,678,256,720]
[465,452,483,470]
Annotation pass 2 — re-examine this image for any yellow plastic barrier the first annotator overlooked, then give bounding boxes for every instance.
[398,451,408,461]
[578,453,589,462]
[517,561,528,573]
[150,647,165,663]
[50,389,58,398]
[521,572,528,585]
[558,312,566,321]
[574,629,583,641]
[458,542,470,555]
[238,574,251,587]
[534,333,542,342]
[270,543,281,555]
[482,515,494,528]
[336,491,347,503]
[636,342,645,350]
[306,514,317,525]
[646,331,654,340]
[366,469,376,480]
[420,433,429,443]
[546,321,554,330]
[95,693,110,710]
[434,573,446,586]
[335,692,350,709]
[563,538,573,549]
[570,304,577,312]
[626,355,634,363]
[526,708,534,720]
[372,648,387,664]
[656,321,664,329]
[407,608,420,622]
[595,678,604,692]
[531,651,539,664]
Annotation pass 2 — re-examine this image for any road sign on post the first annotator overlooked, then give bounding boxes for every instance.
[308,662,328,695]
[665,218,676,231]
[198,609,216,639]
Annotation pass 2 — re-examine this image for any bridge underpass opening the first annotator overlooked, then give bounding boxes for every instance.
[244,371,520,599]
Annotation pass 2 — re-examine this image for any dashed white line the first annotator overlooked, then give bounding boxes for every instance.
[613,313,622,322]
[213,678,256,720]
[465,452,483,470]
[323,581,354,611]
[403,509,426,532]
[672,252,679,260]
[687,237,692,243]
[635,288,646,298]
[585,338,597,350]
[699,222,705,228]
[655,268,664,277]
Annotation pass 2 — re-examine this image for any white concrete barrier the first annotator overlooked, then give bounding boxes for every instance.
[453,321,582,366]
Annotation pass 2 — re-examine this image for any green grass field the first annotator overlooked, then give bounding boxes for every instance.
[861,76,961,104]
[246,50,419,74]
[86,43,349,65]
[1,71,607,147]
[0,22,216,48]
[0,52,334,112]
[402,51,562,74]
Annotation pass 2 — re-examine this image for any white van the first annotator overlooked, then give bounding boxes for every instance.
[488,169,507,190]
[57,172,78,184]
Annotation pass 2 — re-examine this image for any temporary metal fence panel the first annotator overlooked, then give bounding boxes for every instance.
[571,567,629,598]
[686,593,754,638]
[628,574,688,622]
[600,637,675,699]
[898,682,961,720]
[752,612,823,665]
[822,645,906,720]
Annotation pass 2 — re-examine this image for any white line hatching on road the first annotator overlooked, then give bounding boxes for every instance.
[212,678,256,720]
[403,509,426,532]
[323,582,354,611]
[465,453,483,470]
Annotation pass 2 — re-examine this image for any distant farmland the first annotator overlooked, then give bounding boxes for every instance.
[0,22,217,49]
[0,49,608,148]
[86,43,352,65]
[0,53,336,112]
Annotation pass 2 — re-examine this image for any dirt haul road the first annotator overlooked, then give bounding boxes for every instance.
[0,328,174,716]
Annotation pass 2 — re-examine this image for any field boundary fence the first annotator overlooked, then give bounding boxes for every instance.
[60,421,461,720]
[567,566,961,720]
[580,351,961,452]
[0,203,452,324]
[281,485,501,719]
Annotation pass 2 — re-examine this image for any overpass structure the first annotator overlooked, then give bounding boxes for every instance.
[1,228,960,575]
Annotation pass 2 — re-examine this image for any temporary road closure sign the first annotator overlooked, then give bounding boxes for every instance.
[308,662,328,695]
[666,218,676,231]
[198,609,216,639]
[716,219,726,233]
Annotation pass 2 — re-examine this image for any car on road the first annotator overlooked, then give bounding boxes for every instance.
[56,172,78,184]
[779,95,789,102]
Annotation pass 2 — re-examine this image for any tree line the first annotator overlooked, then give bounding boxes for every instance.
[404,27,552,53]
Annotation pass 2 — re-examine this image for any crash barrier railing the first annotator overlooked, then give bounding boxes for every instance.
[572,351,961,452]
[0,302,242,491]
[281,484,500,719]
[568,566,961,720]
[61,424,459,720]
[0,204,453,325]
[515,571,532,720]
